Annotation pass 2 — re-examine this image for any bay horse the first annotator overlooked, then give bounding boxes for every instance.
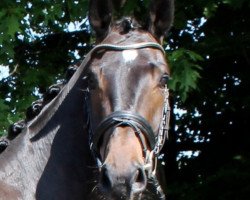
[0,0,174,199]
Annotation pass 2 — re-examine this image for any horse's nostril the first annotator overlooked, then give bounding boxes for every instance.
[135,169,144,183]
[100,167,112,192]
[132,168,147,193]
[100,165,147,195]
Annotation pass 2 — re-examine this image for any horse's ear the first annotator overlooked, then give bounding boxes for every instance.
[89,0,113,40]
[148,0,174,43]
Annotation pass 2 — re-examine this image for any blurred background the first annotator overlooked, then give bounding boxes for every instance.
[0,0,249,199]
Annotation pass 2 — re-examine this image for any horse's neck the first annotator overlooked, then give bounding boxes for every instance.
[0,127,57,199]
[0,70,95,199]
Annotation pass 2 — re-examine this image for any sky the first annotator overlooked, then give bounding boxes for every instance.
[0,18,86,81]
[0,65,9,81]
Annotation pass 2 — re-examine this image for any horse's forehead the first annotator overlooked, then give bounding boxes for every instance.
[99,47,167,74]
[91,27,168,78]
[102,27,157,44]
[96,49,162,77]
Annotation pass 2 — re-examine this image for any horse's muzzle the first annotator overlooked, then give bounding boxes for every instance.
[99,163,147,198]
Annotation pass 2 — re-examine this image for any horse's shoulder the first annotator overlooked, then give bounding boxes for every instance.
[0,181,22,200]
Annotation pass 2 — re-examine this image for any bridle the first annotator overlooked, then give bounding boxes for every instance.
[82,42,170,199]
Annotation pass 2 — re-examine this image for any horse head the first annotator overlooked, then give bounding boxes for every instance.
[87,0,174,199]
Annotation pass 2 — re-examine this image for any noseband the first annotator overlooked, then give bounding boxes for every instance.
[91,86,170,159]
[93,111,156,156]
[82,42,170,198]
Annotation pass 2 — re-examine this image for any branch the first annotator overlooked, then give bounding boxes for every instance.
[6,64,19,78]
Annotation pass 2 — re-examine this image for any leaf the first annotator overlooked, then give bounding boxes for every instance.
[222,0,250,8]
[0,99,11,137]
[6,14,21,37]
[0,99,9,111]
[123,0,138,14]
[203,3,218,18]
[168,48,203,101]
[7,112,24,125]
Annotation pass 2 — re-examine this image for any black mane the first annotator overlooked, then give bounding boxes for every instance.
[0,63,80,153]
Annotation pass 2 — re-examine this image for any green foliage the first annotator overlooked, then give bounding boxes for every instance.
[0,5,24,61]
[0,105,20,136]
[0,0,90,137]
[0,99,10,136]
[168,155,250,200]
[114,0,150,21]
[168,49,203,101]
[203,2,219,18]
[223,0,250,8]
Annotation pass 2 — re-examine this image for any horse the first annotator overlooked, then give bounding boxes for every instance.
[0,0,174,199]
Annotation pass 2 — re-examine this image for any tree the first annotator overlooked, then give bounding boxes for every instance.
[0,0,91,135]
[165,0,250,199]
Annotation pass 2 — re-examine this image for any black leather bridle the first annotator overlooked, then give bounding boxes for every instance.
[93,111,156,157]
[91,87,170,159]
[82,42,170,199]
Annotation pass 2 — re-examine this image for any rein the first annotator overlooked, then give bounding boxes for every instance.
[82,42,170,200]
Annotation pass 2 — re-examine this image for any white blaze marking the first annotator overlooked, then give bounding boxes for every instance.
[122,50,138,63]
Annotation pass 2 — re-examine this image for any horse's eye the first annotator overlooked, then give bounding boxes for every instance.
[87,73,98,90]
[159,74,169,88]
